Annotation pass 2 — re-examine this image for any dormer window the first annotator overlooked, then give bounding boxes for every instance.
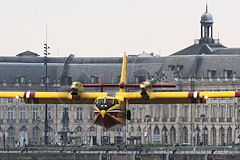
[207,70,216,78]
[168,65,175,72]
[91,76,99,84]
[135,76,143,83]
[61,76,72,85]
[224,70,233,78]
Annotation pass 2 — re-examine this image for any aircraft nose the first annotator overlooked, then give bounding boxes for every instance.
[100,110,106,118]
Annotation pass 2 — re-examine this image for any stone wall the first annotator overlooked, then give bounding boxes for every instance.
[0,153,240,160]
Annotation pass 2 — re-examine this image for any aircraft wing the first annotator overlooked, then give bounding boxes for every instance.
[0,91,108,104]
[116,91,240,104]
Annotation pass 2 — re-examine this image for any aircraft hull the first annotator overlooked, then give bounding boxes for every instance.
[94,110,126,130]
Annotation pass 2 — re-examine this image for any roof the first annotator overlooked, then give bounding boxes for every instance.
[16,51,39,57]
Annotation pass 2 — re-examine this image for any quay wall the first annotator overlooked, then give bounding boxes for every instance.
[0,153,240,160]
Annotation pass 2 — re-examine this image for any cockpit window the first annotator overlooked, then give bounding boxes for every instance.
[106,99,113,105]
[97,99,104,105]
[96,98,119,111]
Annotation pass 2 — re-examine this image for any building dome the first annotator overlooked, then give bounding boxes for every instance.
[201,12,213,23]
[200,4,213,24]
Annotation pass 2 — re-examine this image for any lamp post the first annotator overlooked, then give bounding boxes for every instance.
[144,115,150,144]
[44,43,50,145]
[200,114,205,146]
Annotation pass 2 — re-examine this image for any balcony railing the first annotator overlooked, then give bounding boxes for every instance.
[162,117,168,122]
[182,117,188,122]
[211,118,216,122]
[227,118,232,122]
[170,117,176,122]
[195,118,200,122]
[19,119,28,123]
[203,118,208,122]
[74,119,83,123]
[219,118,225,122]
[153,117,160,122]
[7,119,16,125]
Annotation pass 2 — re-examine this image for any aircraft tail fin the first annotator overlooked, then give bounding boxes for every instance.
[119,53,128,92]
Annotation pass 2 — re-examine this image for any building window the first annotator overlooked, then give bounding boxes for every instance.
[20,107,26,120]
[132,108,136,120]
[220,127,225,145]
[7,98,13,103]
[184,105,188,118]
[220,105,225,118]
[211,127,216,146]
[139,108,143,121]
[170,127,176,144]
[182,127,188,143]
[203,127,208,145]
[205,106,209,118]
[207,70,216,78]
[32,127,39,144]
[135,76,144,83]
[197,105,201,118]
[212,105,217,118]
[8,107,13,120]
[91,76,99,84]
[7,127,15,145]
[77,107,83,120]
[162,126,168,144]
[89,108,94,121]
[224,70,233,78]
[89,126,95,132]
[228,105,233,118]
[33,108,39,120]
[227,127,232,144]
[174,105,177,118]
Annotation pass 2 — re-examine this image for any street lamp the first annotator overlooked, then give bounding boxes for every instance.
[144,115,150,144]
[200,114,205,146]
[44,43,50,145]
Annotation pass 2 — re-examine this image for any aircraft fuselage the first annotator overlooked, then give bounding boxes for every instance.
[94,96,126,130]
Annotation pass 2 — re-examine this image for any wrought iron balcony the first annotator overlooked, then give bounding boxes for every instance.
[7,119,16,125]
[19,119,28,123]
[211,118,216,122]
[227,118,232,122]
[219,118,225,122]
[170,117,176,122]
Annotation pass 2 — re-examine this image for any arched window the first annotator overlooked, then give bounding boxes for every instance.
[130,126,135,132]
[195,126,201,145]
[211,127,216,146]
[89,126,96,132]
[75,126,82,132]
[162,126,168,144]
[203,126,208,145]
[137,126,141,136]
[182,127,188,143]
[32,127,39,144]
[153,126,160,134]
[152,125,160,143]
[227,127,232,144]
[220,127,225,145]
[170,127,176,144]
[7,127,15,145]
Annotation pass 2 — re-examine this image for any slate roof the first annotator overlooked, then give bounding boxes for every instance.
[170,43,226,56]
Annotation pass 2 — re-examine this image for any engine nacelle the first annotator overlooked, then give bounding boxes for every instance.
[140,81,152,100]
[70,82,84,97]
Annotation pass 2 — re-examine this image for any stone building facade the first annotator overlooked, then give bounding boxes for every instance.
[0,7,240,147]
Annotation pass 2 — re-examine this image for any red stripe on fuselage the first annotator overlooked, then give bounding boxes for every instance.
[236,92,240,97]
